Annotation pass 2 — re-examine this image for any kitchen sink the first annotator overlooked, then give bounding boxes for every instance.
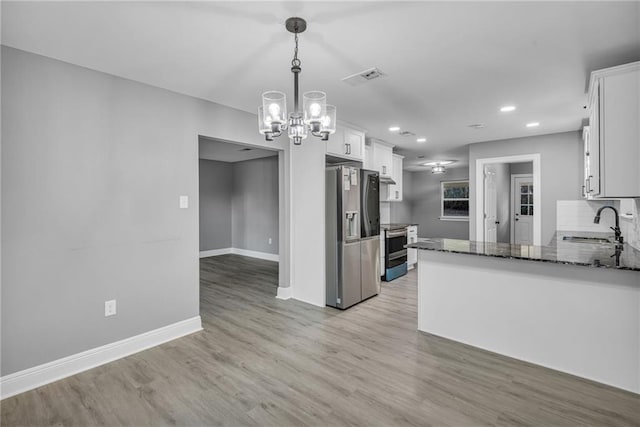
[562,236,612,244]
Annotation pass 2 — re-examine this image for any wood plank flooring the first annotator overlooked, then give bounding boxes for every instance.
[2,254,639,426]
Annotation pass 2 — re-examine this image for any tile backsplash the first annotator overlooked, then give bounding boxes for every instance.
[380,202,391,224]
[619,199,640,250]
[557,200,618,232]
[557,199,640,251]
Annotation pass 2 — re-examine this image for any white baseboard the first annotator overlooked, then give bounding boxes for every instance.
[199,248,232,258]
[0,316,202,400]
[200,247,279,262]
[276,286,293,300]
[231,248,279,262]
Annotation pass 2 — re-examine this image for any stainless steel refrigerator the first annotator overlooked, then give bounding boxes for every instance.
[326,166,380,309]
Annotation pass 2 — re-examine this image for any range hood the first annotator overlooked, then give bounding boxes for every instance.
[379,176,396,185]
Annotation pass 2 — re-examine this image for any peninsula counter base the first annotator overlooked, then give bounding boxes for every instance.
[417,250,639,394]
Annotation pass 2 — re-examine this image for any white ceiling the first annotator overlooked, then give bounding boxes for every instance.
[3,1,639,171]
[199,137,277,163]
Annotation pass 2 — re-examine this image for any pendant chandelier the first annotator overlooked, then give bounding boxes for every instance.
[258,17,336,145]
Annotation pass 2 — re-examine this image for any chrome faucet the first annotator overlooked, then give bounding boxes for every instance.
[594,205,623,244]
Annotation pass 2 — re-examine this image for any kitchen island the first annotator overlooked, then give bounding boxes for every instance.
[408,233,640,394]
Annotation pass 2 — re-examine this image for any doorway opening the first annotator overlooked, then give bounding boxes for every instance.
[198,136,282,296]
[476,154,541,245]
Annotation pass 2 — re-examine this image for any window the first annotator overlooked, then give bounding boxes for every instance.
[441,180,469,220]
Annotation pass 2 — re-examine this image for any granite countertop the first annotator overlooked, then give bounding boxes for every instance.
[381,223,418,231]
[406,231,640,271]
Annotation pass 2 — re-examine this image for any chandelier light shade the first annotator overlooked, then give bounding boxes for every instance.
[303,91,326,125]
[262,91,287,125]
[320,105,337,136]
[431,165,446,174]
[258,17,335,145]
[257,106,272,136]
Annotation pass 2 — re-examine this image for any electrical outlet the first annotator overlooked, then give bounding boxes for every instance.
[268,238,272,245]
[105,300,117,317]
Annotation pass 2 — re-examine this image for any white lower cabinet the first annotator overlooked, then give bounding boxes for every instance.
[407,226,418,269]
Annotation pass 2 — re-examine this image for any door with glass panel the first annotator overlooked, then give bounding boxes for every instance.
[512,175,534,245]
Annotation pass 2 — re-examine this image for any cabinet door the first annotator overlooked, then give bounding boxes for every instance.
[390,155,403,201]
[344,128,364,161]
[326,126,346,157]
[588,81,601,196]
[364,145,373,170]
[407,226,418,267]
[582,126,590,199]
[373,143,393,178]
[601,71,640,197]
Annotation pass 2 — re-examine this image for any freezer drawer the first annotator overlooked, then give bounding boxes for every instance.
[361,237,381,300]
[338,241,362,308]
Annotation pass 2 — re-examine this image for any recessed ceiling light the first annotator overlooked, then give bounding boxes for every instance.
[468,123,485,129]
[416,137,427,143]
[388,126,400,132]
[500,105,516,112]
[526,122,540,128]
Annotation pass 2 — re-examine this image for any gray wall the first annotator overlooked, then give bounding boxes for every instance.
[1,47,292,376]
[408,167,471,240]
[199,159,232,251]
[469,131,582,245]
[232,156,279,254]
[510,162,533,175]
[389,170,413,224]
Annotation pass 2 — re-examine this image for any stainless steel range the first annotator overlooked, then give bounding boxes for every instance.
[383,225,408,281]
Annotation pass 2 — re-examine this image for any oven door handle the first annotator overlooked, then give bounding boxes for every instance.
[388,249,407,260]
[386,230,407,238]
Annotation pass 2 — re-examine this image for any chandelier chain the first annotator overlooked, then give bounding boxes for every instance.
[291,32,301,68]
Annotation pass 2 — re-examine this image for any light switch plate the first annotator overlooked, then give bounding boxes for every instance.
[179,195,189,209]
[105,300,117,317]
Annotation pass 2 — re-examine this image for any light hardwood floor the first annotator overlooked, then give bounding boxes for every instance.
[2,254,639,426]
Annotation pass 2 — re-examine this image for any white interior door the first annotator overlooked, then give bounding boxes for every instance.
[512,175,534,245]
[484,165,498,243]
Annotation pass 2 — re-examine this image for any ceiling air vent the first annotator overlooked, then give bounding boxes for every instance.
[399,130,415,137]
[342,67,387,86]
[468,123,486,129]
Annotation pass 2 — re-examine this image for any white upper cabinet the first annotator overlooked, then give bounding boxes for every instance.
[326,123,365,162]
[371,139,394,178]
[364,144,373,170]
[387,154,404,202]
[586,62,640,198]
